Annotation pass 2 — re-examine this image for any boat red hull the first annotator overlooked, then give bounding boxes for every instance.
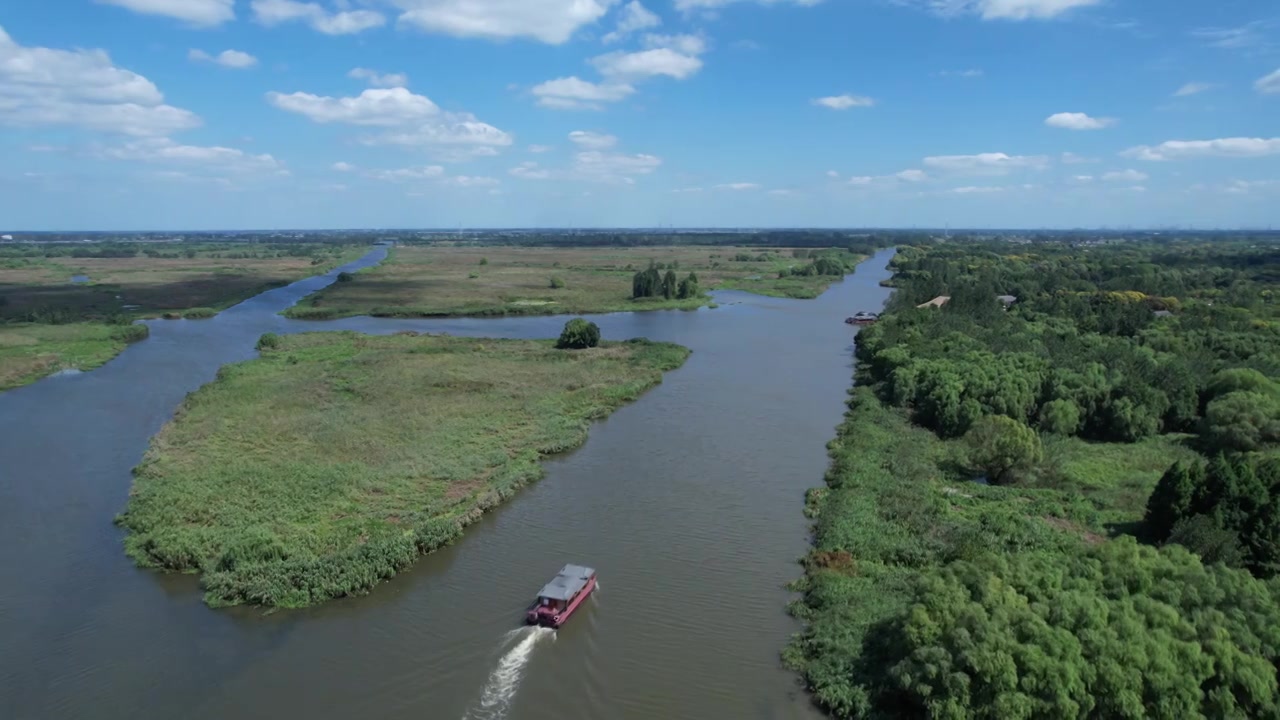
[527,575,596,628]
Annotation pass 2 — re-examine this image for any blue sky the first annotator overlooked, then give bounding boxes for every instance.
[1,0,1278,230]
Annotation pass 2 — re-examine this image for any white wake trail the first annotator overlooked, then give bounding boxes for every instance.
[463,626,556,720]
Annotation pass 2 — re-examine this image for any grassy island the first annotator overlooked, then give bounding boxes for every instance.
[790,241,1280,719]
[284,245,864,319]
[117,330,690,608]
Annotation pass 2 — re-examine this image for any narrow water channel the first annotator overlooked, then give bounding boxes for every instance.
[0,247,896,720]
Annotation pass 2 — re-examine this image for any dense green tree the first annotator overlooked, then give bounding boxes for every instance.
[864,540,1280,720]
[1144,459,1207,540]
[1203,391,1280,452]
[1038,398,1081,435]
[662,269,678,299]
[963,415,1042,485]
[676,271,700,299]
[555,318,600,349]
[1206,368,1280,404]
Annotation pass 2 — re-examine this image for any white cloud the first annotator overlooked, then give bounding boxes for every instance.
[531,76,635,110]
[812,94,875,110]
[1257,69,1280,95]
[847,176,874,185]
[391,0,616,45]
[1222,179,1279,195]
[904,0,1098,20]
[716,182,760,190]
[895,169,928,182]
[349,68,409,88]
[252,0,386,35]
[826,170,840,178]
[1123,137,1280,161]
[528,144,552,153]
[568,130,618,149]
[95,0,234,26]
[268,87,438,126]
[100,137,281,172]
[1061,152,1095,164]
[1174,82,1213,97]
[1071,175,1094,182]
[937,69,984,78]
[674,0,822,10]
[1193,22,1272,51]
[332,161,356,171]
[447,175,501,187]
[368,165,446,181]
[268,87,512,156]
[592,46,703,80]
[1102,169,1148,182]
[510,161,552,180]
[949,185,1005,194]
[923,152,1049,175]
[573,150,661,183]
[189,49,259,69]
[603,2,661,43]
[1044,112,1115,130]
[0,26,201,137]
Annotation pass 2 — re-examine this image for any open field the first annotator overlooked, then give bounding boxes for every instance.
[285,245,862,319]
[0,244,364,390]
[116,330,691,608]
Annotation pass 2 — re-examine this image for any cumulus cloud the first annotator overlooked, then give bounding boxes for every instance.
[0,26,201,137]
[568,130,618,149]
[368,165,446,181]
[573,150,661,183]
[251,0,386,35]
[913,0,1099,20]
[267,86,512,157]
[895,169,929,182]
[530,76,635,110]
[100,137,281,172]
[391,0,616,44]
[1174,82,1213,97]
[1123,137,1280,161]
[603,1,661,44]
[1044,112,1115,130]
[1257,69,1280,95]
[845,168,929,186]
[96,0,234,26]
[674,0,822,10]
[812,94,875,110]
[509,161,552,180]
[1102,169,1149,182]
[591,46,703,80]
[189,49,259,69]
[923,152,1049,174]
[332,161,356,171]
[349,68,409,88]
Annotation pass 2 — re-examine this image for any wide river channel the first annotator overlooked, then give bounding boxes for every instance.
[1,247,895,720]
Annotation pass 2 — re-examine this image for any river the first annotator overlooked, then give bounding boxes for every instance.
[0,247,896,720]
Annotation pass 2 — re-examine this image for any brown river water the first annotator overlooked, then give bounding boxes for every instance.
[0,247,895,720]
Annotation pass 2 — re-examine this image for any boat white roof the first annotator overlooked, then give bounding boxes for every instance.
[537,564,595,601]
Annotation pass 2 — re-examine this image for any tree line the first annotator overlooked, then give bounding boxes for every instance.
[632,264,701,300]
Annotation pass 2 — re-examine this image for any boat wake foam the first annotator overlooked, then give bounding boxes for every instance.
[463,626,556,720]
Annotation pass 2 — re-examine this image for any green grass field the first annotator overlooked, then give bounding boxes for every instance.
[116,330,690,608]
[285,245,861,319]
[0,244,364,391]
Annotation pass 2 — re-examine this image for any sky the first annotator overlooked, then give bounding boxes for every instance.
[1,0,1278,231]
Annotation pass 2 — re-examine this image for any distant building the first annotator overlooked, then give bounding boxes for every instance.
[997,295,1018,308]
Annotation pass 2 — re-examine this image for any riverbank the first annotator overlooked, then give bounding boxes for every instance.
[284,245,863,319]
[116,330,690,608]
[0,244,364,390]
[788,241,1280,718]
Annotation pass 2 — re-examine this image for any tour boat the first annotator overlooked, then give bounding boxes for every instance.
[526,564,597,628]
[845,311,879,325]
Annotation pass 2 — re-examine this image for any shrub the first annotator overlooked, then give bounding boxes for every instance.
[557,318,601,349]
[549,276,566,289]
[110,324,150,344]
[963,415,1042,485]
[336,271,355,283]
[479,257,488,266]
[182,307,216,320]
[256,333,281,351]
[468,272,480,279]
